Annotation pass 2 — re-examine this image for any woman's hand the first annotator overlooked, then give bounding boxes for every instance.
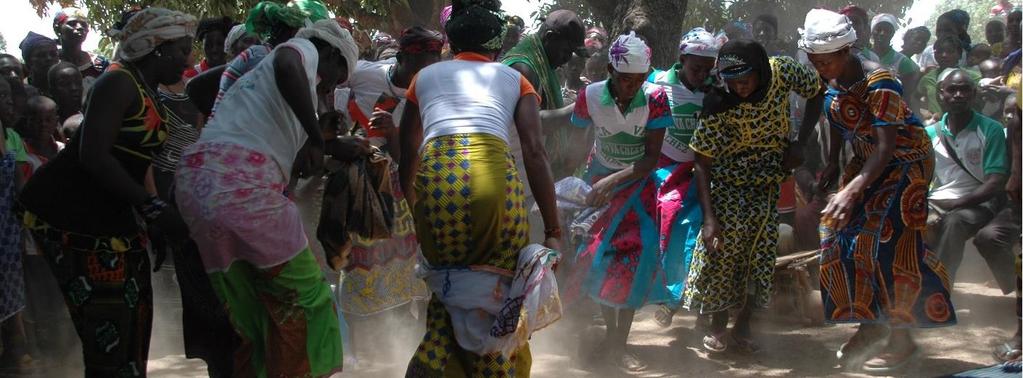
[701,217,722,254]
[821,188,862,229]
[328,136,372,162]
[369,110,396,136]
[586,176,617,207]
[297,144,325,178]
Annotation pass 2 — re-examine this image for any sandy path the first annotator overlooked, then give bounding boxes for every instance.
[13,252,1016,378]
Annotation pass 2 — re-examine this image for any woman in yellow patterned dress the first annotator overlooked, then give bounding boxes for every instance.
[799,9,956,373]
[397,1,561,376]
[683,38,824,353]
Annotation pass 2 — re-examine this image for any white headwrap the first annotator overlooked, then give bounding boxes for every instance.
[679,27,728,58]
[108,8,197,62]
[608,31,651,74]
[295,19,359,79]
[798,9,858,54]
[224,24,253,54]
[871,13,899,31]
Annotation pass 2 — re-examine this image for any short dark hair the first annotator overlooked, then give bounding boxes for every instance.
[197,16,235,42]
[934,34,963,52]
[47,61,79,86]
[906,26,931,41]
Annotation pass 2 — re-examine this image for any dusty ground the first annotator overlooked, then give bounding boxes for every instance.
[10,250,1020,378]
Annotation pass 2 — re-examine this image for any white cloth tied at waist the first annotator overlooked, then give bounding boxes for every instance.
[418,244,562,358]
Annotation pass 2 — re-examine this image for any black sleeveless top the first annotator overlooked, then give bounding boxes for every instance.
[19,63,168,236]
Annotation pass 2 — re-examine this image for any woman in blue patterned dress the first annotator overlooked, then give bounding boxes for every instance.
[799,9,956,373]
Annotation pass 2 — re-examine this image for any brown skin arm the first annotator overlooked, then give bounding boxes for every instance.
[398,102,423,206]
[515,95,559,235]
[274,48,325,149]
[587,129,665,206]
[822,126,897,229]
[934,173,1008,210]
[78,71,152,207]
[693,152,720,254]
[816,123,845,194]
[510,62,541,94]
[274,48,325,178]
[1008,119,1022,204]
[788,93,825,169]
[184,64,226,117]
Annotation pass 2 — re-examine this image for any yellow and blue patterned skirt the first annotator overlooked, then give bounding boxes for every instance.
[405,133,532,377]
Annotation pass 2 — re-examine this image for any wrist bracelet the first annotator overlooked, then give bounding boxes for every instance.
[544,227,562,239]
[139,195,168,223]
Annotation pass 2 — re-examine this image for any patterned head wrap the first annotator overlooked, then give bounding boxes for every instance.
[295,19,358,79]
[53,7,89,36]
[398,27,444,55]
[724,20,753,40]
[798,8,857,54]
[108,8,197,62]
[608,31,651,74]
[19,32,57,63]
[224,24,257,54]
[245,0,327,42]
[287,0,330,24]
[679,27,727,58]
[871,13,899,31]
[440,5,453,29]
[584,27,607,50]
[839,5,868,21]
[445,0,507,52]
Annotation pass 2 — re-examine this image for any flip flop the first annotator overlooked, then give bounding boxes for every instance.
[703,332,728,353]
[836,326,889,369]
[654,304,675,328]
[862,345,920,374]
[617,350,648,372]
[994,342,1023,362]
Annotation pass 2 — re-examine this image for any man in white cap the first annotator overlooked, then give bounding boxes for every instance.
[646,27,727,328]
[569,31,673,371]
[871,13,920,101]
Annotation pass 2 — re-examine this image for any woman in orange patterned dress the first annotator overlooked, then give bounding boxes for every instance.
[799,9,956,373]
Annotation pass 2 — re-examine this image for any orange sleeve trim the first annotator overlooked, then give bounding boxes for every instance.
[519,75,541,105]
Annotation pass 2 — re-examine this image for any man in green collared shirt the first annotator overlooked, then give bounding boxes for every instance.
[926,70,1018,293]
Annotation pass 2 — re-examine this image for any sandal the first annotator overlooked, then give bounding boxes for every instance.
[654,304,675,328]
[617,349,647,372]
[994,342,1023,362]
[862,344,919,373]
[730,332,761,354]
[703,332,728,353]
[836,326,889,369]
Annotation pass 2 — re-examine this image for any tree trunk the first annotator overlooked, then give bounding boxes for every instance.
[584,0,689,69]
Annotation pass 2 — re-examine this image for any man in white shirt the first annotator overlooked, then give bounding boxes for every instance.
[926,70,1017,293]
